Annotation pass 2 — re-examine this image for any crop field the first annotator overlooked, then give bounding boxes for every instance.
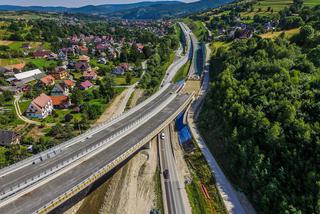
[304,0,320,6]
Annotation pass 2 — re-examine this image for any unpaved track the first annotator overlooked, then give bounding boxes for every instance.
[99,139,158,214]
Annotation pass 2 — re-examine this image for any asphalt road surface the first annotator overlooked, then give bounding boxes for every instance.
[0,85,183,205]
[159,127,186,214]
[0,93,192,214]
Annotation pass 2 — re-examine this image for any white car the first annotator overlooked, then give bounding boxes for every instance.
[160,133,165,140]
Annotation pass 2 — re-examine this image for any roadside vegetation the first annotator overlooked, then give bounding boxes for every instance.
[183,18,209,42]
[173,60,191,83]
[185,143,227,214]
[153,166,164,214]
[199,0,320,213]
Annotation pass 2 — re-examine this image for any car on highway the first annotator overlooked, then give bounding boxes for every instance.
[163,169,169,179]
[160,133,165,140]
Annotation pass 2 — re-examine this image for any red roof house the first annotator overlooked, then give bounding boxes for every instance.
[40,75,55,87]
[50,95,71,109]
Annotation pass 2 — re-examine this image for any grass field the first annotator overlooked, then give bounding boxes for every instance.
[183,18,208,42]
[0,58,21,66]
[185,145,227,214]
[0,57,57,68]
[0,40,51,51]
[260,28,300,39]
[19,99,31,113]
[241,0,292,17]
[242,0,319,17]
[173,60,191,83]
[305,0,320,6]
[114,76,139,85]
[209,41,231,55]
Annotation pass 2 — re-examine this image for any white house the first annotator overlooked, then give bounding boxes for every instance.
[25,93,53,119]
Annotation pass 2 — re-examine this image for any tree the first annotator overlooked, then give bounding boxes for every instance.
[71,89,83,106]
[64,114,73,122]
[125,72,132,85]
[308,45,320,66]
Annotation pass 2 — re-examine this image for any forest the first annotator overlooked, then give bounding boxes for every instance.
[199,3,320,214]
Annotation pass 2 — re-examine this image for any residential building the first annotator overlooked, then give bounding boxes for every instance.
[40,75,55,87]
[83,70,97,80]
[112,66,125,75]
[50,96,71,109]
[33,50,51,58]
[26,93,53,119]
[63,80,75,89]
[51,83,69,96]
[80,80,93,90]
[119,62,130,71]
[0,130,20,146]
[75,61,90,71]
[50,67,69,80]
[79,46,89,55]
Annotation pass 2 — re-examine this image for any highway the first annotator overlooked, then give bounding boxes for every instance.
[0,91,193,214]
[0,85,180,193]
[161,22,192,86]
[0,21,195,214]
[159,127,190,214]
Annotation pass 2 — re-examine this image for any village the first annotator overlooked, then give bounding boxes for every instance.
[0,31,147,152]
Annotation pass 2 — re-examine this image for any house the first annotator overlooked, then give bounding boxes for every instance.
[58,51,67,61]
[22,43,31,50]
[14,69,43,84]
[238,29,253,39]
[79,46,88,55]
[136,43,144,53]
[47,53,58,60]
[112,66,125,75]
[0,62,26,73]
[50,67,69,80]
[50,96,71,109]
[75,61,90,71]
[80,80,93,90]
[25,93,53,119]
[40,75,55,87]
[119,63,130,71]
[98,57,107,64]
[83,70,97,80]
[0,130,20,146]
[79,55,90,62]
[33,50,51,58]
[96,43,107,51]
[51,83,69,96]
[63,79,75,89]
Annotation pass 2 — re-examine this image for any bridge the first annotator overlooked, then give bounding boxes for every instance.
[0,22,196,214]
[0,83,193,214]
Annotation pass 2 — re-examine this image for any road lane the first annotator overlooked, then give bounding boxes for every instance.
[0,85,179,195]
[159,127,187,214]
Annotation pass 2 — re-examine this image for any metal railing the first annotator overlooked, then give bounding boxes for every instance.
[33,93,194,214]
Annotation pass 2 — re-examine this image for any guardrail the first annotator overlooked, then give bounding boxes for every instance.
[33,93,194,214]
[0,90,180,202]
[0,83,177,177]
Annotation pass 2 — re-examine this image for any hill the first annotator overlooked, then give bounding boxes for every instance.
[0,0,235,19]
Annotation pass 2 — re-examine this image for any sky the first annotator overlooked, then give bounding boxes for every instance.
[0,0,198,7]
